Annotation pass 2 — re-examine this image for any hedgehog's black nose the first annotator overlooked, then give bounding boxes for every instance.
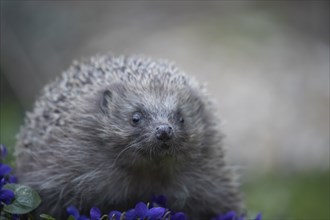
[155,125,173,141]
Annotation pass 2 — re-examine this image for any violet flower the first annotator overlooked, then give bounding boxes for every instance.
[108,210,122,220]
[66,205,89,220]
[211,211,262,220]
[124,202,166,220]
[0,145,15,207]
[0,163,11,177]
[0,144,7,158]
[172,212,187,220]
[0,188,15,205]
[151,194,167,208]
[90,207,101,220]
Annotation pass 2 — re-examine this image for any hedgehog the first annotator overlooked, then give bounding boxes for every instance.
[15,54,243,219]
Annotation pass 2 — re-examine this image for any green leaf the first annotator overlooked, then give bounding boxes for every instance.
[40,214,57,220]
[67,216,75,220]
[3,184,41,214]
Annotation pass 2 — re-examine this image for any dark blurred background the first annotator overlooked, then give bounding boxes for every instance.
[1,1,329,219]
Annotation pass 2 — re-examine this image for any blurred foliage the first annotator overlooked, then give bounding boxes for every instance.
[0,72,24,166]
[244,171,330,220]
[0,73,329,219]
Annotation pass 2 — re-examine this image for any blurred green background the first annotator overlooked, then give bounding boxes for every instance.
[0,72,23,166]
[1,1,329,219]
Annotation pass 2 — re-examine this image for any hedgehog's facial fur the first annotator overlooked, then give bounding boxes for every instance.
[95,78,216,167]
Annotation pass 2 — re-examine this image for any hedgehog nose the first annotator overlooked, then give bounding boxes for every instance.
[155,125,173,141]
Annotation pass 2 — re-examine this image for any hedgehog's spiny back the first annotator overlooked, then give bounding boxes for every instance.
[15,54,191,155]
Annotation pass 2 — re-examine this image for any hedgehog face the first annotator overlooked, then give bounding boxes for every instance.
[97,78,215,167]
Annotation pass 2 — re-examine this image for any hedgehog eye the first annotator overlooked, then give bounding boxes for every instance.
[132,112,143,125]
[176,111,184,124]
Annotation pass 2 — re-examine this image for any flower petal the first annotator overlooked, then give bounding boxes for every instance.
[220,211,237,220]
[109,210,122,220]
[0,177,5,189]
[66,205,80,219]
[90,207,101,219]
[78,215,89,220]
[135,202,148,217]
[125,209,136,220]
[152,195,167,207]
[0,189,15,205]
[8,175,18,183]
[146,207,166,219]
[172,212,187,220]
[0,144,7,158]
[254,213,262,220]
[0,164,11,177]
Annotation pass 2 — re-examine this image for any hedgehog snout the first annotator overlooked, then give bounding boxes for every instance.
[155,124,173,142]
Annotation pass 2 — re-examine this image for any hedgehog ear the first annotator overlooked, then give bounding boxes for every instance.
[100,89,112,114]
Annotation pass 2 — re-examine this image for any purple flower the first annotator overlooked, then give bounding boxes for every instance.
[211,211,262,220]
[78,215,89,220]
[66,205,89,220]
[8,175,18,183]
[0,163,11,177]
[219,211,236,220]
[0,188,15,205]
[90,207,101,220]
[135,202,148,218]
[108,210,122,220]
[147,207,166,219]
[0,144,7,158]
[172,212,187,220]
[0,146,16,187]
[65,195,261,220]
[67,205,80,219]
[0,177,6,189]
[151,194,167,208]
[125,209,136,220]
[254,213,262,220]
[125,202,166,220]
